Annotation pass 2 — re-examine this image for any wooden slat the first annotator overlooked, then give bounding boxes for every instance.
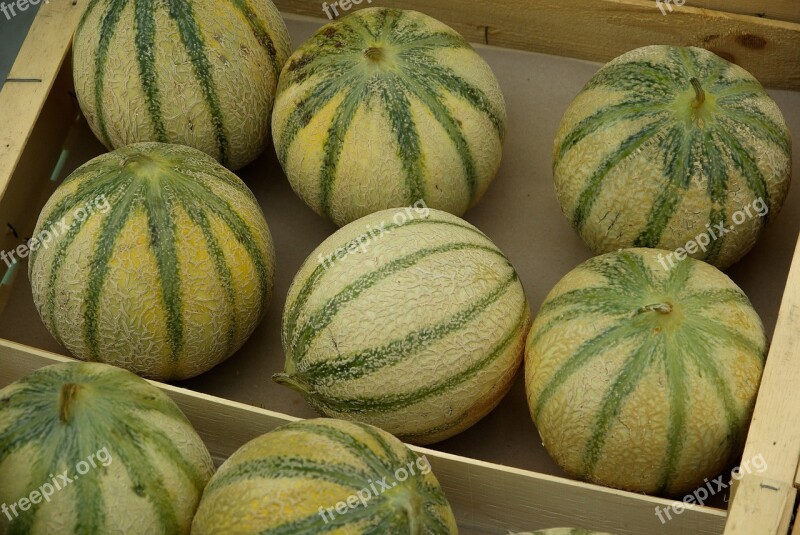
[0,339,728,535]
[725,475,796,534]
[0,0,84,203]
[691,1,799,24]
[725,233,800,534]
[275,0,800,90]
[0,0,85,314]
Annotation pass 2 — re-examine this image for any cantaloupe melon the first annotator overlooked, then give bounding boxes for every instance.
[28,143,274,381]
[73,0,291,170]
[272,7,507,226]
[275,208,530,444]
[553,45,791,269]
[0,362,213,534]
[192,418,457,534]
[525,248,765,495]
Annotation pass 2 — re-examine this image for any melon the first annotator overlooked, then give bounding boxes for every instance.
[72,0,291,170]
[272,7,507,226]
[525,248,765,495]
[553,45,791,269]
[28,142,275,381]
[0,362,213,534]
[192,418,457,534]
[275,207,530,444]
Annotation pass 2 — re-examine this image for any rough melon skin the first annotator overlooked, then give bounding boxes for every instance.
[525,248,765,496]
[553,45,791,269]
[28,143,275,381]
[192,418,457,534]
[73,0,291,171]
[275,208,530,445]
[0,362,214,535]
[272,7,507,226]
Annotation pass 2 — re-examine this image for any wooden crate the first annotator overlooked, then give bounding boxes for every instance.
[1,1,799,533]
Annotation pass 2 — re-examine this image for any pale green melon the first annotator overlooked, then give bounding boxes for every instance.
[553,45,791,269]
[275,208,530,444]
[73,0,291,170]
[0,362,214,534]
[192,418,457,534]
[28,143,275,381]
[525,248,765,495]
[272,7,507,226]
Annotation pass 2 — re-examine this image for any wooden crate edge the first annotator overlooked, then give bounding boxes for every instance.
[0,338,728,534]
[725,231,800,534]
[0,0,85,312]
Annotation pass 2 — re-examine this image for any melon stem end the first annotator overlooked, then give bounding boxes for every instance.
[690,77,705,108]
[273,373,313,395]
[59,383,82,424]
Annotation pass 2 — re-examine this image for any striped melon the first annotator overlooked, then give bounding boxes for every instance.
[73,0,291,170]
[28,142,275,381]
[525,248,765,495]
[0,362,213,534]
[272,7,507,226]
[275,207,530,444]
[192,418,457,534]
[553,45,791,269]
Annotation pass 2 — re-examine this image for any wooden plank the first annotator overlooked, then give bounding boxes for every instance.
[0,0,84,204]
[0,339,728,535]
[275,0,800,90]
[725,475,796,534]
[691,1,799,24]
[0,0,85,314]
[0,68,79,316]
[725,234,800,534]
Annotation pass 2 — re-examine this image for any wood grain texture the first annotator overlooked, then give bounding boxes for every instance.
[725,235,800,534]
[0,339,728,535]
[274,0,800,90]
[691,1,799,24]
[724,474,795,534]
[0,0,83,315]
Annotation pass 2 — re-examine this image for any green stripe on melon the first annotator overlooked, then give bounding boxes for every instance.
[73,0,291,170]
[272,7,507,226]
[525,248,765,495]
[0,362,213,534]
[28,143,275,381]
[553,45,791,269]
[192,418,457,534]
[275,208,530,444]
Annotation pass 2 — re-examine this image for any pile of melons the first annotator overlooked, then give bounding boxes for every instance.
[1,0,792,534]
